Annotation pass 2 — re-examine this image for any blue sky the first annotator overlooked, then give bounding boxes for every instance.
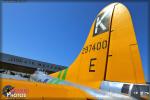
[2,1,149,82]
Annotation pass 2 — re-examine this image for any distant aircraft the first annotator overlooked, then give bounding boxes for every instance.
[1,2,149,100]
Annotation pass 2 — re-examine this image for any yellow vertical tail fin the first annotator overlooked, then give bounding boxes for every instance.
[106,3,145,84]
[51,3,145,89]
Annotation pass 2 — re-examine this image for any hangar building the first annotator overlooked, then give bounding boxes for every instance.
[0,53,67,80]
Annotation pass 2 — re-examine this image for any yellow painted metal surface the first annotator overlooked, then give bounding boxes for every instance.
[51,3,146,89]
[106,3,145,84]
[0,78,93,100]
